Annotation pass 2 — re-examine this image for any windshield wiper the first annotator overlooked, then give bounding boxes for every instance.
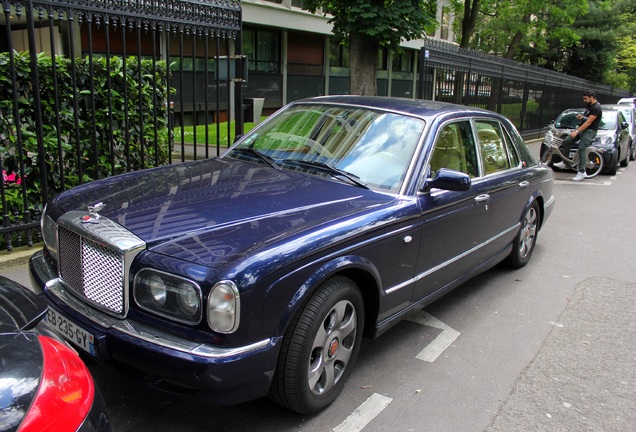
[230,147,281,170]
[281,159,368,189]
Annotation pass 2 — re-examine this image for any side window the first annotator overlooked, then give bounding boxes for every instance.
[476,120,512,175]
[503,129,521,168]
[429,121,479,178]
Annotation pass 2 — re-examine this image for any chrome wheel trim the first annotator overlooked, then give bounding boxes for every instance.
[308,299,357,396]
[518,206,538,259]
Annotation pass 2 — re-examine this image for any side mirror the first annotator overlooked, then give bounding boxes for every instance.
[621,122,629,129]
[423,168,471,192]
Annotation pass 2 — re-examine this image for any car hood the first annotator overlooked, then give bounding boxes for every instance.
[54,158,399,267]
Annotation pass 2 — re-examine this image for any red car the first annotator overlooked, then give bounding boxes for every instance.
[0,275,111,432]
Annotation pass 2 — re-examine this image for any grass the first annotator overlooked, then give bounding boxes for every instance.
[174,117,266,145]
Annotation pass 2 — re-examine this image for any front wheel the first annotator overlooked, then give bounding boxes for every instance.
[539,144,554,166]
[585,149,604,178]
[506,201,540,268]
[268,276,364,414]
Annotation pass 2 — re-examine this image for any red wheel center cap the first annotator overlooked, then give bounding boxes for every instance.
[328,338,339,357]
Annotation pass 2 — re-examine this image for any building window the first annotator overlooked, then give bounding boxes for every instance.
[291,0,307,7]
[288,31,324,75]
[243,28,281,74]
[329,38,349,68]
[440,7,451,41]
[392,51,413,73]
[377,48,388,71]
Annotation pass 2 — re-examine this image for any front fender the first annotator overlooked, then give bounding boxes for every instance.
[264,255,382,337]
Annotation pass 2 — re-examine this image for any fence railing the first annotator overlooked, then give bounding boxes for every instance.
[1,6,632,252]
[418,39,631,138]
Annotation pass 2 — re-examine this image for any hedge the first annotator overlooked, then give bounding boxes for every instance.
[0,51,171,227]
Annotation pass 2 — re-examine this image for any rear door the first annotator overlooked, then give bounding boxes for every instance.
[474,118,531,262]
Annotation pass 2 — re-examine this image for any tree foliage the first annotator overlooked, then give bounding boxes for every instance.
[455,0,636,92]
[303,0,437,95]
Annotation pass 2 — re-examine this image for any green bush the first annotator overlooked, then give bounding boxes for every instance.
[0,51,171,226]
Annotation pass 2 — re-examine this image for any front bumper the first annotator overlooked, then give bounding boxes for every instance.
[29,251,280,405]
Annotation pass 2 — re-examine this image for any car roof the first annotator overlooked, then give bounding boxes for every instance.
[293,95,498,120]
[604,104,633,110]
[617,97,635,104]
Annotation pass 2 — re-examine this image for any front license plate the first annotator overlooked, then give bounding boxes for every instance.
[46,307,96,356]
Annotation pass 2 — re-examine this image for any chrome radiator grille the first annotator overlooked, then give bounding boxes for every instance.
[58,226,126,316]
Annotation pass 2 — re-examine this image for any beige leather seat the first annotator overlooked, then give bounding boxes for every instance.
[430,127,466,174]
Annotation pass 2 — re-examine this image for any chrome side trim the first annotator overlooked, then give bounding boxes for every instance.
[384,223,520,294]
[45,277,270,359]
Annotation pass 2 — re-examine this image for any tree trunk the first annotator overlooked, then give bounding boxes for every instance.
[504,15,531,59]
[460,0,481,48]
[349,33,379,96]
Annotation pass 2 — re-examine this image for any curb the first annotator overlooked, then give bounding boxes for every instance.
[0,244,41,269]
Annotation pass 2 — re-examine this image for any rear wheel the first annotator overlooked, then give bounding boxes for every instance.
[585,149,604,178]
[506,201,539,268]
[268,276,364,414]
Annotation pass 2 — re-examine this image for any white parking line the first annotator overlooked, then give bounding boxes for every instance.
[554,180,612,185]
[408,311,461,362]
[332,393,393,432]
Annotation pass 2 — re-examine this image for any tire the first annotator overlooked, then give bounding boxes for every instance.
[620,149,629,167]
[585,149,604,178]
[268,276,364,414]
[630,141,635,161]
[506,201,539,268]
[605,152,617,176]
[539,144,553,166]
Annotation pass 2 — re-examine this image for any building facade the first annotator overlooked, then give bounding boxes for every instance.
[241,0,456,113]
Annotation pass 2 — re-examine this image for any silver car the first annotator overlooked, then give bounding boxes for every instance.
[610,104,636,161]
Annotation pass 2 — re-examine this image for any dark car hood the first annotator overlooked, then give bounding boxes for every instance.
[54,158,399,267]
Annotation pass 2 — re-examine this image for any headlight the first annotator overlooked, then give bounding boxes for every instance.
[41,209,59,262]
[207,281,240,333]
[134,269,201,324]
[596,135,614,148]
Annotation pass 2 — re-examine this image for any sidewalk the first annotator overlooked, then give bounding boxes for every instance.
[0,244,40,270]
[487,277,636,431]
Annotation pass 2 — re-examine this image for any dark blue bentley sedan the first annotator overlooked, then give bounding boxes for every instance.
[30,96,555,414]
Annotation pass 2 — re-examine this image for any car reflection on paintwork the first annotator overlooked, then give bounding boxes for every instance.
[30,96,555,415]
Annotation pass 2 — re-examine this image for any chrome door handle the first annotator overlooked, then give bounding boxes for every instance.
[519,181,530,188]
[475,194,490,202]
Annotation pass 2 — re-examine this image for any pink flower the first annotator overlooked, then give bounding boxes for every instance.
[3,170,22,185]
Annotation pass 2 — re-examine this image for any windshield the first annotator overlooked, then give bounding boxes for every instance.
[555,109,616,131]
[618,107,632,122]
[226,104,425,192]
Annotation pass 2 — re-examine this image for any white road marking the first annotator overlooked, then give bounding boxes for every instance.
[408,311,461,362]
[554,180,611,186]
[332,393,393,432]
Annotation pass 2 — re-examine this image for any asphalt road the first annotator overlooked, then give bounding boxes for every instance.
[2,143,635,432]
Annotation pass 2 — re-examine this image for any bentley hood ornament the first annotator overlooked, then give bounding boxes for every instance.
[81,202,106,224]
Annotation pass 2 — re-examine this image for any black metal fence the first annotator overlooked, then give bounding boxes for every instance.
[1,5,632,253]
[418,39,631,137]
[0,0,241,251]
